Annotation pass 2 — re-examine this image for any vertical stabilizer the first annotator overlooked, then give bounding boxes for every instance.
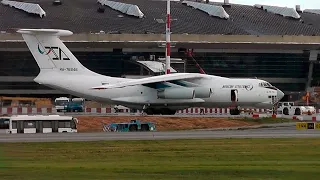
[17,29,96,75]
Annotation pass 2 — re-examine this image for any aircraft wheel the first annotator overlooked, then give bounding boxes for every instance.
[153,109,162,115]
[230,109,234,115]
[169,109,176,115]
[230,108,240,115]
[233,108,240,115]
[141,124,150,131]
[144,108,154,115]
[160,108,170,115]
[283,108,289,115]
[145,108,161,115]
[129,124,138,131]
[160,108,176,115]
[294,108,301,115]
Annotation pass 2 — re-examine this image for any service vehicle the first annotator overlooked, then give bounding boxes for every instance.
[277,102,316,115]
[54,97,70,112]
[6,115,78,134]
[65,98,85,112]
[55,97,85,112]
[103,119,156,132]
[0,116,10,133]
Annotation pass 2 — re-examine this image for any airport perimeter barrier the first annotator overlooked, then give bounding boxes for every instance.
[0,107,273,116]
[292,115,320,121]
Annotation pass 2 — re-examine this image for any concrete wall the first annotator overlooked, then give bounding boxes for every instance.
[1,33,320,44]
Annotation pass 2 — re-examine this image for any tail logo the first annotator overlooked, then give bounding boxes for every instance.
[37,44,70,60]
[37,44,51,55]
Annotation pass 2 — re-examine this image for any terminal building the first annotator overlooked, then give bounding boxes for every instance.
[0,0,320,102]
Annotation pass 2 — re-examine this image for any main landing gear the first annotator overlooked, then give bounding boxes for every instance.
[229,107,240,115]
[144,108,176,115]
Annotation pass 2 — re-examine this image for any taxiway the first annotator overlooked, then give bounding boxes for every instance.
[0,126,319,143]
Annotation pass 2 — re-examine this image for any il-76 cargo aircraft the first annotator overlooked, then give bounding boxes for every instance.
[17,29,285,115]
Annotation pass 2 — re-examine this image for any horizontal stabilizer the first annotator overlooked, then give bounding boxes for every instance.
[17,29,73,36]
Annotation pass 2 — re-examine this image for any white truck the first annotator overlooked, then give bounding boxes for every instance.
[54,97,70,112]
[277,102,316,115]
[54,97,85,112]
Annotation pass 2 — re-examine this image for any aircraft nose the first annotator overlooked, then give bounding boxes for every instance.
[277,89,285,100]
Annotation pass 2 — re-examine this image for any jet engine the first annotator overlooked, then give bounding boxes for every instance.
[157,88,195,99]
[193,87,212,98]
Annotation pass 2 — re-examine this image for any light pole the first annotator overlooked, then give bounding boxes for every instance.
[165,0,171,74]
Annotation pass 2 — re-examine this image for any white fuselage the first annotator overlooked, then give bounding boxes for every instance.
[35,70,279,110]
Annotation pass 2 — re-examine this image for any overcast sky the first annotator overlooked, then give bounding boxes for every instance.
[214,0,320,9]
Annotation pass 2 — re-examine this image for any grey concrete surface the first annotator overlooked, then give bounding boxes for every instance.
[0,126,319,143]
[2,33,320,44]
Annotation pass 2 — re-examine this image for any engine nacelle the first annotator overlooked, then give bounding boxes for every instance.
[193,87,212,98]
[157,88,195,99]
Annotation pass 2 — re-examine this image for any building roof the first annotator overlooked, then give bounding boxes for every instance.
[0,0,320,36]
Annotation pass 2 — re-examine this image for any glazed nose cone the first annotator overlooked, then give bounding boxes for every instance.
[277,89,285,101]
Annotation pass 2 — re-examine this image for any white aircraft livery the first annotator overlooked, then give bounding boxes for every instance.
[18,29,285,115]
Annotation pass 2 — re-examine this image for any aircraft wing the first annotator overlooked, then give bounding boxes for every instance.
[92,73,207,89]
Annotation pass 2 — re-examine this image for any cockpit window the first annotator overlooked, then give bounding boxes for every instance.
[259,82,273,87]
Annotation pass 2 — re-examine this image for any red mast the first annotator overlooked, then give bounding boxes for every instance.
[165,0,171,74]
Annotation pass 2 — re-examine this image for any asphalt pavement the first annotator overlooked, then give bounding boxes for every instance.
[0,125,319,143]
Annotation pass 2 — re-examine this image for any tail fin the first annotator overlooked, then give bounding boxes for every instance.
[17,29,95,75]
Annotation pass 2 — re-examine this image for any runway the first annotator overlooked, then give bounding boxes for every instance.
[1,126,320,143]
[60,112,246,118]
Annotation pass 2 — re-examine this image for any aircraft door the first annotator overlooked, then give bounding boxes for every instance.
[231,89,238,102]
